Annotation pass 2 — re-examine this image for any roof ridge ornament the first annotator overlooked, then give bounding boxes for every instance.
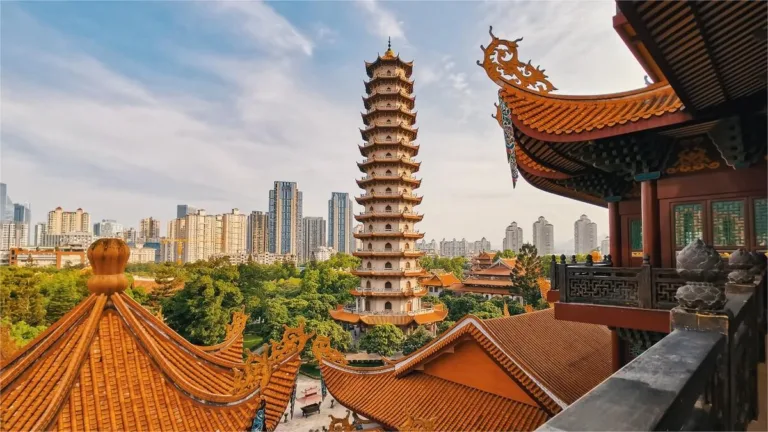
[312,335,348,366]
[477,26,557,94]
[87,238,131,295]
[400,413,437,432]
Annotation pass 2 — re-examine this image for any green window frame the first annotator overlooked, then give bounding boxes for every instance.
[629,219,642,251]
[674,203,703,249]
[711,200,745,247]
[755,198,767,248]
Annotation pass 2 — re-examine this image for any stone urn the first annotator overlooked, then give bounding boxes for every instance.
[675,239,726,311]
[728,249,756,284]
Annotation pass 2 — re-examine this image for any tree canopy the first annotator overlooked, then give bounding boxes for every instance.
[402,326,435,355]
[419,256,467,279]
[359,324,404,356]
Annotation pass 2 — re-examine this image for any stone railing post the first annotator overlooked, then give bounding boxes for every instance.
[674,239,726,311]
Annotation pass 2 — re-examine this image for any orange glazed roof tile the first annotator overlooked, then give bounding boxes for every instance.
[315,311,612,431]
[462,278,514,287]
[1,239,309,432]
[448,284,512,296]
[419,272,461,287]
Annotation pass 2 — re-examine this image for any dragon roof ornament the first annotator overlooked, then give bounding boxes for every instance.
[477,26,557,94]
[312,335,349,366]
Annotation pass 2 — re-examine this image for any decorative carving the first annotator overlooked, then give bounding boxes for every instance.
[503,302,510,316]
[728,249,756,284]
[524,304,534,313]
[498,96,520,188]
[400,413,436,432]
[0,324,18,362]
[567,267,640,307]
[328,412,355,432]
[478,26,556,94]
[615,327,665,360]
[312,335,348,366]
[232,320,314,394]
[652,268,685,310]
[675,239,726,311]
[87,238,131,295]
[666,138,721,175]
[226,310,248,339]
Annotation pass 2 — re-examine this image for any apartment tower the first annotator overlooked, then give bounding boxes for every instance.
[221,209,247,255]
[328,192,354,254]
[247,211,269,254]
[47,207,91,234]
[574,214,598,254]
[532,216,554,255]
[302,216,327,262]
[139,217,161,240]
[503,221,523,253]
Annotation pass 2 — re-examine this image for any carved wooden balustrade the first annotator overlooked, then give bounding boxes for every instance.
[549,254,686,310]
[538,244,767,431]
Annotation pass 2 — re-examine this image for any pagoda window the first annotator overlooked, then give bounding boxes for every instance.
[386,152,392,158]
[366,281,371,289]
[385,187,392,193]
[385,224,392,231]
[367,262,372,269]
[386,169,392,175]
[385,205,392,212]
[386,103,392,107]
[368,224,374,232]
[404,225,410,231]
[370,189,375,194]
[385,302,392,311]
[404,207,409,212]
[386,135,392,141]
[385,243,392,251]
[385,281,392,289]
[365,299,371,311]
[386,119,391,124]
[369,206,374,212]
[406,281,412,289]
[385,262,393,269]
[404,243,410,250]
[386,87,391,91]
[405,262,411,269]
[367,242,373,250]
[387,70,392,76]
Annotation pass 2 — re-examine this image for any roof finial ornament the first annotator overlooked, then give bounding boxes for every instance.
[87,238,130,295]
[478,26,556,94]
[388,36,391,51]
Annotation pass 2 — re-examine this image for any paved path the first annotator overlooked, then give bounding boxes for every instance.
[277,374,348,432]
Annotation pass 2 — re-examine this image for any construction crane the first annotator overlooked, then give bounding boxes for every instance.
[160,238,187,265]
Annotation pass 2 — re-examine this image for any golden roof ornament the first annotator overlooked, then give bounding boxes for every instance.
[225,309,248,339]
[383,36,395,58]
[312,335,348,365]
[329,411,355,432]
[400,413,436,432]
[87,238,130,295]
[503,302,510,317]
[477,26,557,94]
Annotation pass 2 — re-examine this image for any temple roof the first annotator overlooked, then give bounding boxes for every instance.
[419,272,461,287]
[314,309,612,431]
[329,304,448,326]
[1,239,309,432]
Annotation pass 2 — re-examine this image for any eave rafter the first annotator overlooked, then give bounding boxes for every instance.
[568,133,675,181]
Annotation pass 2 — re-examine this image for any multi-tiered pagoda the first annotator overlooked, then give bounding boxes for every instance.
[330,40,447,333]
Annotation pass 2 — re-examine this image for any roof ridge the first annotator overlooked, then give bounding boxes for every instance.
[33,294,108,431]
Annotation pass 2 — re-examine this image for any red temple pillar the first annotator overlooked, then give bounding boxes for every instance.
[608,201,622,266]
[641,180,660,266]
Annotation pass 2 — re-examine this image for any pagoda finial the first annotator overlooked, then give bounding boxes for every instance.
[87,238,130,295]
[388,36,391,51]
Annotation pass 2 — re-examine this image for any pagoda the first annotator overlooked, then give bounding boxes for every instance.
[330,39,447,333]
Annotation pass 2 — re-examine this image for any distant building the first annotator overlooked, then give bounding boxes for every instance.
[129,244,159,264]
[139,217,161,240]
[353,224,364,251]
[1,222,29,250]
[532,216,554,255]
[473,237,491,254]
[221,209,247,255]
[0,183,12,222]
[247,211,269,254]
[416,239,438,256]
[33,223,46,247]
[9,246,87,268]
[176,204,197,219]
[184,210,221,263]
[311,246,335,263]
[328,192,354,254]
[574,214,598,254]
[94,219,123,238]
[440,238,471,258]
[302,216,326,263]
[601,236,610,256]
[503,222,523,253]
[47,207,91,234]
[13,203,30,224]
[268,181,303,260]
[251,252,296,265]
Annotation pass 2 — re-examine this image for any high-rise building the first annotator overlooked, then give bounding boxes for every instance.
[221,209,247,255]
[47,207,91,234]
[601,236,610,256]
[331,42,445,332]
[0,183,13,222]
[121,227,138,245]
[532,216,554,255]
[574,214,598,254]
[328,192,354,254]
[33,223,46,247]
[503,222,523,253]
[93,219,123,238]
[268,181,303,260]
[139,217,161,240]
[13,203,30,224]
[176,204,197,219]
[247,211,269,254]
[440,238,471,257]
[1,222,29,250]
[473,237,491,253]
[184,210,221,263]
[302,216,326,262]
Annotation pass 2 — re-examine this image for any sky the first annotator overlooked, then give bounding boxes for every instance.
[0,0,649,252]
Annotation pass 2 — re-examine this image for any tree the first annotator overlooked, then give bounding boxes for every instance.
[304,319,352,356]
[2,318,47,346]
[151,263,185,309]
[38,270,88,323]
[474,301,503,319]
[125,285,150,305]
[0,267,48,326]
[402,326,435,355]
[493,249,517,260]
[419,256,467,279]
[437,320,455,334]
[510,243,544,305]
[163,268,244,345]
[358,324,404,356]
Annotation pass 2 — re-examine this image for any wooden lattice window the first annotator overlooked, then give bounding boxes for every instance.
[630,219,643,251]
[711,200,745,247]
[755,198,767,248]
[674,203,703,249]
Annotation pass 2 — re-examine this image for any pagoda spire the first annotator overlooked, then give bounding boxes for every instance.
[388,36,391,51]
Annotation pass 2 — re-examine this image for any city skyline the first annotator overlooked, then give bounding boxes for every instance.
[0,2,649,244]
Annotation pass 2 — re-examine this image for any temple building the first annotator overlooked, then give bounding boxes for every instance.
[449,257,518,299]
[315,308,613,431]
[478,1,766,430]
[331,40,447,332]
[1,239,310,432]
[419,271,462,296]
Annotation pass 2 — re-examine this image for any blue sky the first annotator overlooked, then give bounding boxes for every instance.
[1,0,649,252]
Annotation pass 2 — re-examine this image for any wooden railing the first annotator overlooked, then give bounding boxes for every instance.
[550,255,685,310]
[538,273,765,431]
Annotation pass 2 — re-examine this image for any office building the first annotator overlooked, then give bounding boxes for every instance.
[268,181,303,260]
[176,204,197,219]
[47,207,91,234]
[222,209,247,255]
[1,222,29,250]
[503,221,524,253]
[184,210,222,263]
[247,211,269,254]
[574,214,598,255]
[302,216,326,263]
[13,203,30,224]
[328,192,354,254]
[311,246,335,262]
[532,216,554,255]
[33,223,46,247]
[0,183,12,222]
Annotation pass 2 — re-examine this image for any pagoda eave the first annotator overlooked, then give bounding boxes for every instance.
[355,194,422,205]
[349,289,427,297]
[353,232,424,240]
[350,270,425,277]
[354,213,423,222]
[353,251,425,258]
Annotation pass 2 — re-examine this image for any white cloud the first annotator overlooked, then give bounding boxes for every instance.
[355,0,406,42]
[206,0,314,56]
